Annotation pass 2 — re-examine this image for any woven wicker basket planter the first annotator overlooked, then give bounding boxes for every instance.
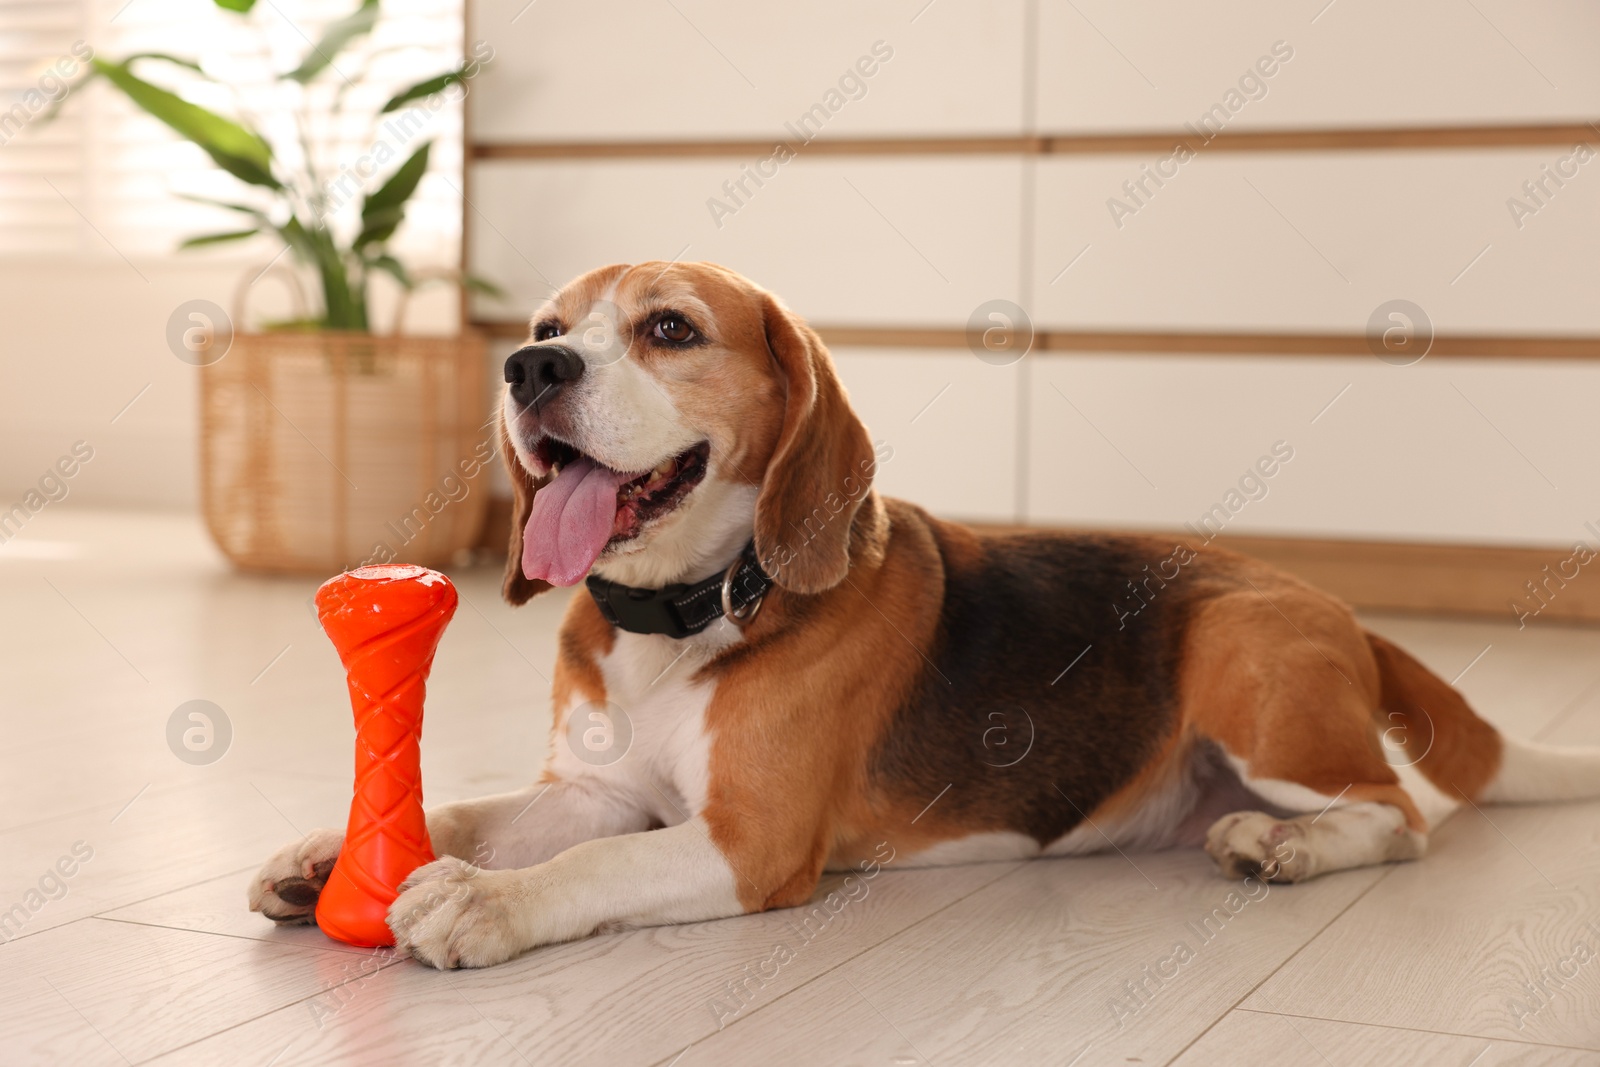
[200,328,491,574]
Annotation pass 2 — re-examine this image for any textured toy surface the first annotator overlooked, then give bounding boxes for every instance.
[314,564,457,947]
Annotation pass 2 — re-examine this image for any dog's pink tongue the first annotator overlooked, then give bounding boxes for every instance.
[522,456,629,586]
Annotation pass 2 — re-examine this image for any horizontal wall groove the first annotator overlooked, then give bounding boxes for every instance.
[473,497,1600,623]
[470,121,1600,161]
[470,320,1600,360]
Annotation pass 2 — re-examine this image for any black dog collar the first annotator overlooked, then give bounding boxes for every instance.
[585,545,772,639]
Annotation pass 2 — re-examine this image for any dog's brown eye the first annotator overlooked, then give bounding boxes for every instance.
[654,315,696,344]
[534,321,564,342]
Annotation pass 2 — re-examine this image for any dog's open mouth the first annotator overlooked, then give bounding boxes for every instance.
[521,438,709,587]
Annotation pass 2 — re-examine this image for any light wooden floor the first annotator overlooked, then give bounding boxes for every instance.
[4,509,1600,1066]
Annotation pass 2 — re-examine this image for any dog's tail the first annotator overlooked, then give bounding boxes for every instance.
[1366,631,1600,804]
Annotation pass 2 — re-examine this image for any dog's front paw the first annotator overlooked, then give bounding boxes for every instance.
[388,857,526,969]
[1205,811,1310,883]
[249,828,344,923]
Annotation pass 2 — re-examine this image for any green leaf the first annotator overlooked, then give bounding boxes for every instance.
[366,253,412,288]
[179,228,262,248]
[213,0,257,10]
[379,68,467,113]
[92,59,279,189]
[461,273,506,299]
[285,221,364,330]
[36,62,104,125]
[355,140,430,249]
[176,192,270,222]
[287,0,380,84]
[276,216,317,262]
[41,54,210,126]
[122,53,210,78]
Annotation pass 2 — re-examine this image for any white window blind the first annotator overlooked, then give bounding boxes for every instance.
[0,0,464,266]
[0,0,89,254]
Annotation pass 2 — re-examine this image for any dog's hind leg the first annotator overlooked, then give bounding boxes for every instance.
[1176,584,1483,884]
[1199,735,1443,885]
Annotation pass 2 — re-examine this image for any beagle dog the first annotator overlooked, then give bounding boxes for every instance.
[252,261,1600,969]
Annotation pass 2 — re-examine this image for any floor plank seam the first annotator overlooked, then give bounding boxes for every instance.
[137,863,1019,1067]
[89,863,261,918]
[1160,865,1398,1066]
[1234,1006,1600,1054]
[93,913,377,958]
[0,863,264,949]
[117,862,258,899]
[644,860,1031,1067]
[0,912,97,952]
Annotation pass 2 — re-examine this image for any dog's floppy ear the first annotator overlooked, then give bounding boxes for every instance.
[498,413,553,606]
[753,292,888,594]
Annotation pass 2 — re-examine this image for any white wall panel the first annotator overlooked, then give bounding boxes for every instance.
[469,0,1025,140]
[1036,0,1600,132]
[831,348,1018,522]
[470,157,1022,325]
[1026,354,1600,548]
[1031,150,1600,334]
[464,0,1600,552]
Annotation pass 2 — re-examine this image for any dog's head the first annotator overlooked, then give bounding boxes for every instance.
[498,262,887,606]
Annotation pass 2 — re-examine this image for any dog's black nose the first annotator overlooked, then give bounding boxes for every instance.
[504,344,584,410]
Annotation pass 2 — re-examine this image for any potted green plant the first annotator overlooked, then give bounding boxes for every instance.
[65,0,501,573]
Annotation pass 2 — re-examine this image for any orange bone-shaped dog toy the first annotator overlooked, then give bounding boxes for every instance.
[313,564,457,947]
